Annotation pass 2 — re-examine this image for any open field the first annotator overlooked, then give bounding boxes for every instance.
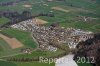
[4,49,65,59]
[0,17,9,25]
[0,28,37,57]
[1,28,37,48]
[52,7,70,13]
[0,61,17,66]
[1,49,64,66]
[0,61,54,66]
[33,18,48,25]
[15,62,54,66]
[54,5,93,13]
[0,38,22,57]
[0,34,23,49]
[0,45,3,52]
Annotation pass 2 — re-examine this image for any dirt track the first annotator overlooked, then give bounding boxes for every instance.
[23,4,32,8]
[52,7,70,12]
[0,34,23,49]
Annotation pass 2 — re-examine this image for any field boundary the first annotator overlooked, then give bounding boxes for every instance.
[0,34,23,49]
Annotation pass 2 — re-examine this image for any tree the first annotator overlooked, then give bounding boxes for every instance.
[22,11,31,17]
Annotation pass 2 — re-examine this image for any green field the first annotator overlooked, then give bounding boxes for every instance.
[15,61,55,66]
[0,17,9,25]
[0,45,3,52]
[1,28,37,48]
[0,38,22,58]
[0,28,37,58]
[77,63,92,66]
[0,61,17,66]
[2,49,65,59]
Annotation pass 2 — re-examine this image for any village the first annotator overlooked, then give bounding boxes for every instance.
[11,18,94,52]
[0,0,100,66]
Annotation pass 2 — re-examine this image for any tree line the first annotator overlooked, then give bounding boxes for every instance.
[0,11,54,28]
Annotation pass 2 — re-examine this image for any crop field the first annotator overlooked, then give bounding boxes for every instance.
[1,28,37,48]
[52,6,70,13]
[0,34,24,49]
[0,0,100,66]
[0,38,22,57]
[0,17,9,25]
[0,28,37,58]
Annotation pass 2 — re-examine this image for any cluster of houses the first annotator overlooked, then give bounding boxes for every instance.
[11,19,94,51]
[32,25,93,49]
[76,15,98,22]
[11,19,34,31]
[21,48,32,54]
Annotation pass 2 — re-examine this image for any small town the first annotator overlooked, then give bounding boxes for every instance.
[11,18,94,51]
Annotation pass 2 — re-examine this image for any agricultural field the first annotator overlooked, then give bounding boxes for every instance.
[0,17,9,25]
[0,38,22,58]
[1,28,37,48]
[0,0,100,66]
[2,49,66,59]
